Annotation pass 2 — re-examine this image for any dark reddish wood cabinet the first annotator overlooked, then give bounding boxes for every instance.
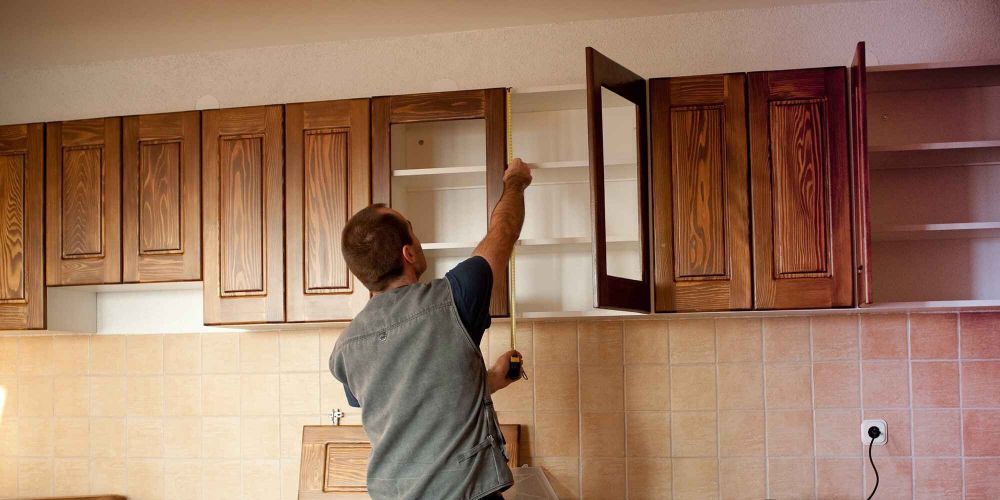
[851,41,873,306]
[123,111,202,283]
[748,67,853,309]
[285,99,371,322]
[202,105,285,324]
[371,89,510,317]
[46,117,122,286]
[650,73,752,312]
[0,123,45,329]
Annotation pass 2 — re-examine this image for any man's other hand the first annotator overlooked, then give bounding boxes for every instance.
[504,158,532,191]
[487,350,523,394]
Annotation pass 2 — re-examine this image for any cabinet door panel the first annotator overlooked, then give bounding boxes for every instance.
[286,99,370,322]
[203,106,284,324]
[651,74,751,312]
[123,111,201,282]
[46,118,122,285]
[0,124,45,329]
[586,47,651,313]
[749,68,853,309]
[851,42,873,305]
[372,89,509,317]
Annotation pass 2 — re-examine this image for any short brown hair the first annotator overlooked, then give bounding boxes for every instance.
[341,204,412,291]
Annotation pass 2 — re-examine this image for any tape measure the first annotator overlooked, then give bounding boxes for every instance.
[505,88,526,381]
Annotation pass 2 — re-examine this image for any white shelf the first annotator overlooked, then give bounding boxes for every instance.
[392,160,636,177]
[870,140,1000,153]
[865,299,1000,311]
[872,222,1000,241]
[424,236,639,251]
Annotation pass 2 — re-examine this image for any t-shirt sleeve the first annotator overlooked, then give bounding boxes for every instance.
[343,384,360,408]
[444,256,493,346]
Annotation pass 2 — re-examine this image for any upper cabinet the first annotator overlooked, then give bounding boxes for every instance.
[0,124,45,329]
[123,111,202,283]
[202,105,285,325]
[371,89,510,317]
[46,117,122,286]
[748,68,853,309]
[649,73,751,312]
[285,99,371,322]
[851,42,872,306]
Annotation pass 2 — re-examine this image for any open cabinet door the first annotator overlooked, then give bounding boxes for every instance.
[851,41,873,305]
[586,47,652,312]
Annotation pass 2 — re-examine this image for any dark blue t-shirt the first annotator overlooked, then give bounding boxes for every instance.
[343,256,493,407]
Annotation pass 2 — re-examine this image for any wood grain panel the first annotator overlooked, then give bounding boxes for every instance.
[586,47,651,313]
[219,135,265,295]
[670,105,727,279]
[61,146,104,258]
[324,442,369,492]
[768,98,829,277]
[370,89,509,317]
[650,74,751,312]
[46,117,122,285]
[852,41,873,305]
[202,105,284,324]
[286,99,370,322]
[749,67,853,309]
[138,140,181,253]
[0,123,44,329]
[304,129,350,292]
[0,153,26,302]
[123,111,202,283]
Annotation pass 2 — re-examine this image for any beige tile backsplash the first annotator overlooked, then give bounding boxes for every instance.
[1,312,999,499]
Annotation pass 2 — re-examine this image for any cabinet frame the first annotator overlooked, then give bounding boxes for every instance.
[851,41,873,305]
[371,89,510,317]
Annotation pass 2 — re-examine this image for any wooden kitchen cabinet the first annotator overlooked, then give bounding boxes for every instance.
[649,73,752,312]
[0,123,45,329]
[123,111,202,283]
[202,105,285,324]
[748,67,853,309]
[285,99,371,322]
[372,89,510,317]
[46,117,122,286]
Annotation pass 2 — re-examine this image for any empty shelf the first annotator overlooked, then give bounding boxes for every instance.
[870,140,1000,153]
[872,222,1000,241]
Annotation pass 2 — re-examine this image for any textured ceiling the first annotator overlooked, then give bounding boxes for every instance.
[0,0,864,69]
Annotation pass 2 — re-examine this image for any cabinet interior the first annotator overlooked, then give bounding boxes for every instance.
[867,63,1000,306]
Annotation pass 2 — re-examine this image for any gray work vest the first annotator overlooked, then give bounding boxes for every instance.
[329,278,513,499]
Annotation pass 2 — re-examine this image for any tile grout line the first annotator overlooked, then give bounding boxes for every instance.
[906,313,916,499]
[809,317,818,499]
[957,314,966,500]
[713,320,721,500]
[574,321,583,497]
[761,320,770,500]
[858,314,867,496]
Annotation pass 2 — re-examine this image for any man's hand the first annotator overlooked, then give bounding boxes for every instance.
[487,350,524,394]
[503,158,532,191]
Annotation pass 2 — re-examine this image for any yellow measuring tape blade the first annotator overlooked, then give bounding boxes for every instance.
[506,88,517,351]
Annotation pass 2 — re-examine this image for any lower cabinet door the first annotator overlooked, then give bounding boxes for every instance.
[284,99,371,322]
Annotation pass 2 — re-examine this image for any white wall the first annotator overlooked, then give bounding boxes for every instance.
[1,0,998,125]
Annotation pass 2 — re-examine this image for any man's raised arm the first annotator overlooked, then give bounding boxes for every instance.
[473,158,532,284]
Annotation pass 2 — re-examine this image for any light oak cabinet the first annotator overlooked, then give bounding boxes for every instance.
[123,111,202,283]
[46,117,122,286]
[0,123,45,329]
[202,105,285,324]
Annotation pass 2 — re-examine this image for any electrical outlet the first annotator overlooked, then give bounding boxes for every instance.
[862,419,887,445]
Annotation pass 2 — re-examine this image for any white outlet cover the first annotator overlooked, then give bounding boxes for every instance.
[862,419,887,445]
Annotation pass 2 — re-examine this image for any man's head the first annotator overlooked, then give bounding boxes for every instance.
[341,204,426,292]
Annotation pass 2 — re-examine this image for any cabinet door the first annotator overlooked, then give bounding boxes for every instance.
[0,124,45,329]
[586,47,651,312]
[202,106,284,324]
[851,42,873,305]
[46,117,122,285]
[285,99,370,322]
[749,68,853,309]
[372,89,510,317]
[650,74,751,312]
[123,111,201,283]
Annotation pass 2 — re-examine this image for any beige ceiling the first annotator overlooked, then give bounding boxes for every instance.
[0,0,858,70]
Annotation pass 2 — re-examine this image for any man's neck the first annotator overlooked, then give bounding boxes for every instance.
[372,274,418,296]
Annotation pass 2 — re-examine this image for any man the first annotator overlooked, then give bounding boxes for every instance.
[330,158,533,499]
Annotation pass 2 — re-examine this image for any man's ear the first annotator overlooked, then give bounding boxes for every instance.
[401,244,417,264]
